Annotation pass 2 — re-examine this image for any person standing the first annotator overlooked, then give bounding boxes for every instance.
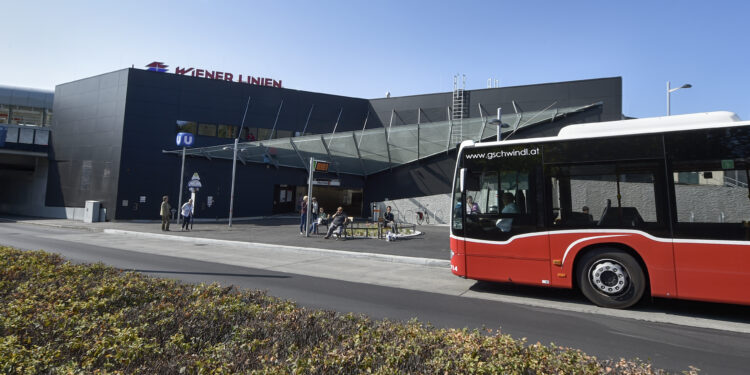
[384,205,398,234]
[309,197,319,234]
[299,195,308,235]
[160,195,171,231]
[181,199,194,231]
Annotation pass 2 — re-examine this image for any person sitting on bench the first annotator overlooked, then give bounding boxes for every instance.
[324,207,348,239]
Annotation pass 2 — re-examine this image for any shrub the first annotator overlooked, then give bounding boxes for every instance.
[0,246,695,374]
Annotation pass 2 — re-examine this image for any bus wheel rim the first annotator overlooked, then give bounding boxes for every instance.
[589,259,629,295]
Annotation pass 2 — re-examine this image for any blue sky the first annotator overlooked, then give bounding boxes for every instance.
[3,0,749,120]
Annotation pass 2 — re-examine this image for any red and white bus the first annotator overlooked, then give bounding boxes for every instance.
[450,111,750,308]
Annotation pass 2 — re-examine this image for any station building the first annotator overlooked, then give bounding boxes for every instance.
[0,85,54,216]
[0,66,622,221]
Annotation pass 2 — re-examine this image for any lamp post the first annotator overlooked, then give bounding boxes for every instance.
[667,81,692,116]
[488,108,510,141]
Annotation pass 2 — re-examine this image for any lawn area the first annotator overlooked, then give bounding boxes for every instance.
[0,246,693,374]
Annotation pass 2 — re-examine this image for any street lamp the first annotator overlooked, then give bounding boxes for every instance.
[488,108,510,141]
[667,81,692,116]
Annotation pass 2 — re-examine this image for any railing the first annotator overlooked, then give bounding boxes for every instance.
[724,175,748,188]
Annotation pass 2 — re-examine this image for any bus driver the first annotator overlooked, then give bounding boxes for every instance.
[496,192,519,232]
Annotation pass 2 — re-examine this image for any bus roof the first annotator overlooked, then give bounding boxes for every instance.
[462,111,747,150]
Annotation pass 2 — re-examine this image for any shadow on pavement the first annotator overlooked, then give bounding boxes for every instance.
[470,280,750,324]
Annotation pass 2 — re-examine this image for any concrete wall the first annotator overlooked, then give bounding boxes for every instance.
[374,193,452,225]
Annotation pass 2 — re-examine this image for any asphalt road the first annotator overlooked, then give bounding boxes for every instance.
[2,222,750,374]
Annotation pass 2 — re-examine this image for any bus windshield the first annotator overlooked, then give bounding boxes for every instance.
[453,145,541,241]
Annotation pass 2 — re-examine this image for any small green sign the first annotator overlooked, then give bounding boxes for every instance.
[721,159,735,169]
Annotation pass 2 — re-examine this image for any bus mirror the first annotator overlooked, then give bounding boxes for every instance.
[460,168,466,192]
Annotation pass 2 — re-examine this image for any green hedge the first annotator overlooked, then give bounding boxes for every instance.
[0,246,695,374]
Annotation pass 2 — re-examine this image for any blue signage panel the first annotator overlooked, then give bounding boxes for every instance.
[176,132,194,147]
[0,126,6,147]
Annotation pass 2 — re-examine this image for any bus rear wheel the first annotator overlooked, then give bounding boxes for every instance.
[577,248,646,309]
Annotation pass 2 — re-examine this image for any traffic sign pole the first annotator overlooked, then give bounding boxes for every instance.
[178,146,185,224]
[306,157,314,237]
[175,131,193,225]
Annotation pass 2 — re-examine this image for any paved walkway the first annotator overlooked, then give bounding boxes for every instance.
[0,215,451,261]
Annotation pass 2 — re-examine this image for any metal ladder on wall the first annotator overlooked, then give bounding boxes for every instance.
[451,74,466,145]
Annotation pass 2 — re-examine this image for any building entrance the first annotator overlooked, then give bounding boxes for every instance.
[308,186,363,217]
[272,184,296,214]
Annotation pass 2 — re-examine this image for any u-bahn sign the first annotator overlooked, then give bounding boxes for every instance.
[176,132,194,147]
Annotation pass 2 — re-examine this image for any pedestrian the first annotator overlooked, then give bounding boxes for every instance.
[160,195,171,231]
[181,198,193,231]
[299,195,308,235]
[309,197,319,234]
[384,205,398,234]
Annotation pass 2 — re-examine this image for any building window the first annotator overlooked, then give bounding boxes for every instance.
[45,109,53,127]
[198,123,217,137]
[0,105,8,124]
[240,127,258,141]
[257,128,272,141]
[217,124,237,139]
[276,130,292,139]
[176,121,197,135]
[9,105,43,125]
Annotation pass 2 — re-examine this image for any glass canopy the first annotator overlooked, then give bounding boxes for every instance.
[164,102,601,176]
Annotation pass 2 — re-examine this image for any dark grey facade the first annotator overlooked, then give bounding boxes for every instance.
[46,69,621,220]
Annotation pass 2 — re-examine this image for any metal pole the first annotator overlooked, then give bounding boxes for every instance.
[496,108,502,142]
[301,104,314,135]
[387,109,394,142]
[228,96,251,227]
[228,137,239,227]
[357,110,369,149]
[667,81,671,116]
[417,108,421,160]
[177,146,186,224]
[305,157,314,237]
[270,100,284,139]
[238,96,251,139]
[327,107,344,149]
